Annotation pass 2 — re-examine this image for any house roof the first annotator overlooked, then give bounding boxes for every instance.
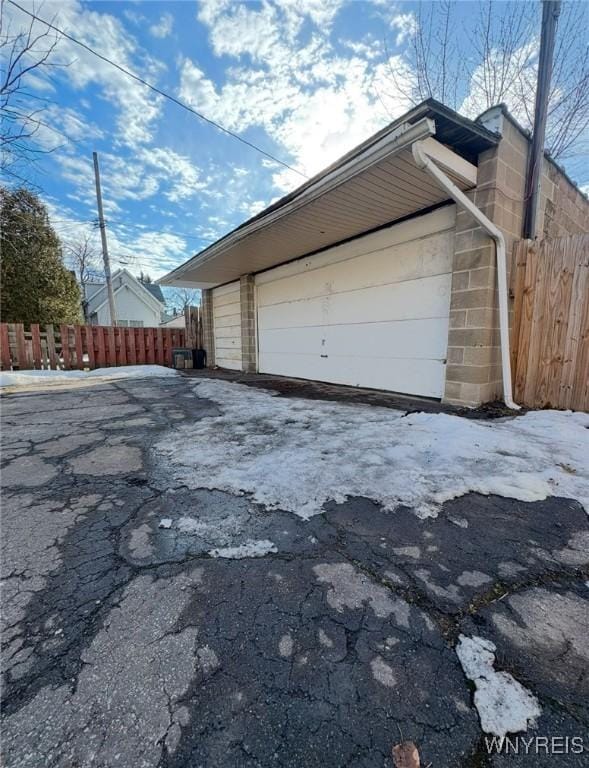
[159,99,497,289]
[87,269,166,315]
[141,281,165,304]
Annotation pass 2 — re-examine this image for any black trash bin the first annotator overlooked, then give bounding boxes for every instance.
[193,348,207,369]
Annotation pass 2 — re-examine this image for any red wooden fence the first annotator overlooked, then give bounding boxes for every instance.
[0,323,186,371]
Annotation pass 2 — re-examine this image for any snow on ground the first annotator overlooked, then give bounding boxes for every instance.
[156,379,589,519]
[456,635,541,737]
[0,366,177,389]
[208,540,277,559]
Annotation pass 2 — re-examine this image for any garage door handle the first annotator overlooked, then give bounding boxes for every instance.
[320,354,328,358]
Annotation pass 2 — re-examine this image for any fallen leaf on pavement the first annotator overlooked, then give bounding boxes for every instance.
[392,741,420,768]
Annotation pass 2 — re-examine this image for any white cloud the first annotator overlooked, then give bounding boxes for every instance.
[6,0,164,148]
[181,3,415,193]
[56,146,205,210]
[460,40,539,126]
[390,12,417,46]
[149,12,174,39]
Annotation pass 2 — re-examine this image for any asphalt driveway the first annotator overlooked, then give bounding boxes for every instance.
[1,373,588,767]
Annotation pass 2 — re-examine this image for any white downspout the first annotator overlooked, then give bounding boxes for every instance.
[412,141,520,410]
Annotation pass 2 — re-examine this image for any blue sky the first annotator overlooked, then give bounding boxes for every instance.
[5,1,588,284]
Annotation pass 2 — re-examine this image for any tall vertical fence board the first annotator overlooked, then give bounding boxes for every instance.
[0,323,186,372]
[30,325,42,369]
[512,235,589,411]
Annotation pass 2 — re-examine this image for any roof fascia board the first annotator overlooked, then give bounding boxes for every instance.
[160,117,436,285]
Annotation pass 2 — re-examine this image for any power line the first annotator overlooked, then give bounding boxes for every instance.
[8,0,308,179]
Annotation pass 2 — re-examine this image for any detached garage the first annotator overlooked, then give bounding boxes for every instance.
[160,99,522,408]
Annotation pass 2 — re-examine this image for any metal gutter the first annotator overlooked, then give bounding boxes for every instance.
[412,141,520,410]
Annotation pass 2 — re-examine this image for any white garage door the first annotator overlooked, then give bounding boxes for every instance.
[256,207,455,398]
[213,281,242,370]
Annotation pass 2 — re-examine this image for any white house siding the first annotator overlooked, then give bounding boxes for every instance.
[95,284,162,327]
[255,206,455,399]
[213,281,242,370]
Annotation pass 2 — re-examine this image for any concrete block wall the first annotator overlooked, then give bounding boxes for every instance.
[240,275,257,372]
[443,115,528,407]
[444,107,588,407]
[538,158,589,238]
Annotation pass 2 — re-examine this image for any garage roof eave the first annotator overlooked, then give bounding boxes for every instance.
[159,117,477,289]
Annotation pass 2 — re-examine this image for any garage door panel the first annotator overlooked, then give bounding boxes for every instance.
[258,352,446,399]
[259,230,454,308]
[215,343,241,355]
[213,291,240,308]
[258,317,448,360]
[215,314,242,329]
[215,325,242,339]
[255,209,452,397]
[214,303,241,319]
[258,273,451,330]
[256,206,456,288]
[213,281,242,370]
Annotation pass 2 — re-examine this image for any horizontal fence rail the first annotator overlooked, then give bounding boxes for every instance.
[0,323,186,371]
[512,235,589,412]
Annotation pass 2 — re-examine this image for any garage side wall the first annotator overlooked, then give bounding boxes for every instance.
[444,109,589,408]
[443,116,529,406]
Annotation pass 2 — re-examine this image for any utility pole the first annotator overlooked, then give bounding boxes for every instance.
[92,151,117,326]
[523,0,561,239]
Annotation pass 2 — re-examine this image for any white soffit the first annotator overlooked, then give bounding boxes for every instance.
[160,118,477,288]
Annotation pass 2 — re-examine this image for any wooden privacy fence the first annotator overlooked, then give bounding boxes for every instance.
[511,234,588,411]
[184,305,203,349]
[0,323,186,371]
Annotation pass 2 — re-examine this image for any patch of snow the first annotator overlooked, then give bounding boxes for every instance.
[158,518,173,529]
[456,634,541,737]
[314,562,410,626]
[208,539,277,559]
[457,570,493,587]
[0,366,177,389]
[156,379,589,519]
[370,655,397,688]
[278,634,293,658]
[196,645,219,674]
[392,546,421,559]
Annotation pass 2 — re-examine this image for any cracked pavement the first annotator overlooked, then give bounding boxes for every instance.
[1,375,588,767]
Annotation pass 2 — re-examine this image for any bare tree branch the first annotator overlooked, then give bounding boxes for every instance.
[0,0,64,182]
[381,0,589,161]
[61,232,101,321]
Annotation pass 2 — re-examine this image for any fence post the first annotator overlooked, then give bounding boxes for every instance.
[85,325,96,369]
[31,324,42,369]
[15,324,28,370]
[74,326,84,370]
[46,325,57,369]
[60,325,71,369]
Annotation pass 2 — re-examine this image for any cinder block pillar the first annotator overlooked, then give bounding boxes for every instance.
[201,288,215,367]
[443,114,529,408]
[443,195,501,407]
[240,274,257,372]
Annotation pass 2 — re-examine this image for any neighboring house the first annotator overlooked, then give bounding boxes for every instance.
[84,269,166,327]
[160,99,588,408]
[160,313,185,329]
